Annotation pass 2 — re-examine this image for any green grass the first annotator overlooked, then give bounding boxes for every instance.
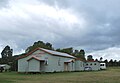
[0,67,120,83]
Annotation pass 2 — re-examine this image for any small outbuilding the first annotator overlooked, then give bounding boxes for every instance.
[84,61,100,71]
[0,64,11,72]
[100,63,106,70]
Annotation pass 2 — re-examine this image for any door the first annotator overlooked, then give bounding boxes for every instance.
[64,63,69,71]
[40,61,45,72]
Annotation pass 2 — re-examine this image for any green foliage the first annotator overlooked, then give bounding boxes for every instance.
[100,57,103,61]
[25,41,53,53]
[0,46,18,71]
[87,55,94,61]
[1,45,13,58]
[74,49,86,60]
[56,48,86,60]
[56,47,73,55]
[109,59,114,66]
[95,59,98,61]
[0,45,13,63]
[26,40,86,60]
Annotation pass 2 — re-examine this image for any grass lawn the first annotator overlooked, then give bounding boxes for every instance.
[0,67,120,83]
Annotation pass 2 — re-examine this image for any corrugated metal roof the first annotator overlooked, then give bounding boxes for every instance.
[39,48,76,58]
[17,47,76,60]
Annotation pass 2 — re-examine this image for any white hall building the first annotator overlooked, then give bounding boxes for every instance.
[17,48,100,73]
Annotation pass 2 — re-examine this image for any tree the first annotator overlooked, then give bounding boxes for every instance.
[87,55,94,61]
[75,49,86,60]
[25,41,53,52]
[113,60,118,67]
[1,45,13,58]
[79,49,85,59]
[45,42,53,50]
[95,59,99,62]
[109,59,114,67]
[118,60,120,66]
[74,50,79,54]
[0,45,13,65]
[56,47,73,55]
[56,48,61,52]
[104,59,108,67]
[100,57,103,62]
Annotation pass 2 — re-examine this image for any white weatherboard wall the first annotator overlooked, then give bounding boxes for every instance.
[75,60,84,71]
[28,59,40,72]
[42,53,75,72]
[85,62,100,70]
[18,57,28,72]
[18,49,76,73]
[18,50,46,72]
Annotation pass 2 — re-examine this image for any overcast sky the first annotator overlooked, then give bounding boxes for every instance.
[0,0,120,60]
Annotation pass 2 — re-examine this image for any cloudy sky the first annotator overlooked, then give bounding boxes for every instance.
[0,0,120,61]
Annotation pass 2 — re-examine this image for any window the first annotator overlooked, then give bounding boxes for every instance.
[94,63,96,65]
[44,57,48,65]
[100,64,104,66]
[90,63,92,66]
[86,64,88,66]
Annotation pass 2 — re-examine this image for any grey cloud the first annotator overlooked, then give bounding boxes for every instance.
[0,0,120,60]
[37,0,70,8]
[0,0,9,8]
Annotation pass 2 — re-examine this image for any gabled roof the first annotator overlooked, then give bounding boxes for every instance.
[17,48,76,60]
[64,59,75,63]
[27,56,45,61]
[40,48,76,58]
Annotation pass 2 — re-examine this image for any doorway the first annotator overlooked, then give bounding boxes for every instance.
[40,61,45,72]
[64,63,69,71]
